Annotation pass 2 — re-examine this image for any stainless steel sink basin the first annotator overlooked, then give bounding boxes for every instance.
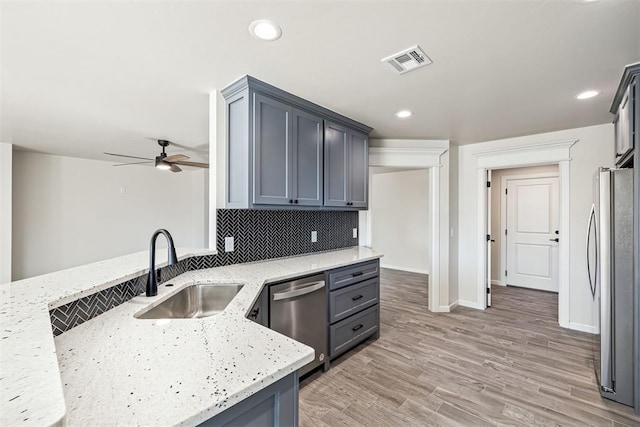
[135,283,244,319]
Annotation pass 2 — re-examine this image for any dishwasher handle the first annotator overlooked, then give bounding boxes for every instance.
[272,281,325,301]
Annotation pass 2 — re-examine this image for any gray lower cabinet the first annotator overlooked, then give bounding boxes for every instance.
[324,121,369,209]
[248,286,269,327]
[199,372,299,427]
[327,260,380,359]
[222,75,371,209]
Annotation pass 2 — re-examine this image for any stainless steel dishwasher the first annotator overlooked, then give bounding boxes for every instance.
[269,274,327,376]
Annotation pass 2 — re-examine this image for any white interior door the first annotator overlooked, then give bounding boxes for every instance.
[486,170,492,307]
[506,177,559,292]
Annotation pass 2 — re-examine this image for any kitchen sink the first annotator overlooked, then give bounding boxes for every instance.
[134,283,244,319]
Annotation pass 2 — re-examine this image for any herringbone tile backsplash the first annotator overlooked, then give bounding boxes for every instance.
[50,209,358,335]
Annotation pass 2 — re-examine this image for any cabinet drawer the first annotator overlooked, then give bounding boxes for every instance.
[327,260,379,291]
[329,278,378,324]
[330,305,379,358]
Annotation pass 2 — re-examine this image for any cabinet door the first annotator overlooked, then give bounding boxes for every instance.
[349,131,368,209]
[324,121,349,207]
[253,93,293,205]
[292,109,323,206]
[615,85,633,162]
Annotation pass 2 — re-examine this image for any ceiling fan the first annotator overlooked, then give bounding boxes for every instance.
[104,140,208,173]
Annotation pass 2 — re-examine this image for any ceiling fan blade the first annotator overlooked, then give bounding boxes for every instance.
[104,152,154,161]
[113,161,154,167]
[170,164,182,173]
[164,154,189,162]
[174,161,209,169]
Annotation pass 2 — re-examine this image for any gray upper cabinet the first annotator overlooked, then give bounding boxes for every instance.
[222,76,372,209]
[254,94,323,206]
[292,109,323,206]
[349,131,369,208]
[324,122,369,208]
[611,64,637,167]
[324,122,349,207]
[614,84,633,164]
[253,93,293,205]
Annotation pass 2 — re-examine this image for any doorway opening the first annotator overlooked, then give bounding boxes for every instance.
[486,164,560,312]
[369,167,430,275]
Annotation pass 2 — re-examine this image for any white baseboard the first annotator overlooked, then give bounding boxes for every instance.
[491,280,506,286]
[380,264,429,275]
[567,322,598,334]
[458,299,485,310]
[448,300,459,311]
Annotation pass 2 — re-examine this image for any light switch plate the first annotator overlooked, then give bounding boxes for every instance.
[311,231,318,243]
[224,236,234,252]
[353,228,358,238]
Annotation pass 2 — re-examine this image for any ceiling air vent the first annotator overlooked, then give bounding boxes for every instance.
[382,45,432,75]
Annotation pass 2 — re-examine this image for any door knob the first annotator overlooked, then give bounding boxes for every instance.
[549,238,559,242]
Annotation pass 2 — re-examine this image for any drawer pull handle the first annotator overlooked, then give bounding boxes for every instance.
[352,324,363,332]
[352,295,363,301]
[352,271,364,277]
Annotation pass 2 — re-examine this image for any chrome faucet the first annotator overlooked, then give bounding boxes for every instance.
[147,229,178,297]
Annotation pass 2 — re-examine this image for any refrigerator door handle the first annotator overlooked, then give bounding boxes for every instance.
[586,204,598,299]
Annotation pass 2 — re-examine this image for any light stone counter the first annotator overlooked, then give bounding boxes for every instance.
[1,247,381,426]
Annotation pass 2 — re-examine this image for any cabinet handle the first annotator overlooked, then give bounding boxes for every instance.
[294,199,298,204]
[352,295,363,301]
[616,153,622,157]
[289,199,293,204]
[352,324,363,332]
[352,271,364,277]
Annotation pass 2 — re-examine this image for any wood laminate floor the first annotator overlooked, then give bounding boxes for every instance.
[299,268,640,426]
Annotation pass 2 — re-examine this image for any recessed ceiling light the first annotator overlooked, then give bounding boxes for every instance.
[576,90,601,100]
[395,110,413,118]
[249,20,282,41]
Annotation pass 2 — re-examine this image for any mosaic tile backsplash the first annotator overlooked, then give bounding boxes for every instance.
[50,209,359,335]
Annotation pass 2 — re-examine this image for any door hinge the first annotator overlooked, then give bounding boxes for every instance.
[505,229,508,236]
[487,181,491,188]
[486,234,491,241]
[505,188,508,195]
[505,270,508,277]
[487,287,491,294]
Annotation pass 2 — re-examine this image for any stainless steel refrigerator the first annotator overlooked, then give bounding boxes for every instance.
[587,167,635,406]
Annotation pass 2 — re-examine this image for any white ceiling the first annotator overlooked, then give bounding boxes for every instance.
[1,0,639,163]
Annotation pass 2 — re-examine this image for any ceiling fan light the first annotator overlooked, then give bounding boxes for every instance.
[155,157,172,170]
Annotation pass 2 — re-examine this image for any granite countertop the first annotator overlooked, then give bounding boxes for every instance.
[1,247,381,426]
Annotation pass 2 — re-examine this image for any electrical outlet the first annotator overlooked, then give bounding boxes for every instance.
[224,236,234,252]
[311,231,318,243]
[353,228,358,239]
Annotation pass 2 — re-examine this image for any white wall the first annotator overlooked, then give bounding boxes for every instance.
[371,168,430,274]
[0,143,11,284]
[457,124,614,330]
[490,164,559,284]
[12,152,207,280]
